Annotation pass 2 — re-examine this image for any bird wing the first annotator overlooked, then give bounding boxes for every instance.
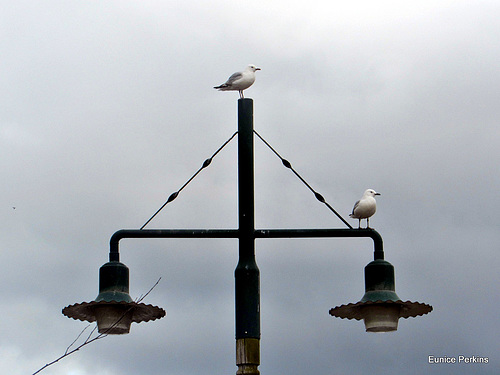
[225,72,243,85]
[351,200,360,215]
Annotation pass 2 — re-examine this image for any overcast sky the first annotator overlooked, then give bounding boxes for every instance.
[1,1,499,374]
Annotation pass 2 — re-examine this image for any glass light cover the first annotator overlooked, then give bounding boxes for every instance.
[362,304,400,332]
[94,304,134,334]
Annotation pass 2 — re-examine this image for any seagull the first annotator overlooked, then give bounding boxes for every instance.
[214,65,261,98]
[349,189,380,229]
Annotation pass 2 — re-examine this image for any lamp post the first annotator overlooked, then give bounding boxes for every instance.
[63,99,432,375]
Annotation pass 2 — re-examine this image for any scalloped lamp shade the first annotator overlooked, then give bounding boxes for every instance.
[62,261,166,334]
[329,259,432,332]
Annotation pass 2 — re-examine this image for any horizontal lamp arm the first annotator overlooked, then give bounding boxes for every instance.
[255,228,383,260]
[109,228,383,262]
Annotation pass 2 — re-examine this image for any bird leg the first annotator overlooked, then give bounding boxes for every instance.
[358,219,361,229]
[366,217,370,229]
[239,90,244,99]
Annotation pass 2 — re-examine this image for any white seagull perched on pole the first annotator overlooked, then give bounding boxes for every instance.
[349,189,381,229]
[214,65,261,98]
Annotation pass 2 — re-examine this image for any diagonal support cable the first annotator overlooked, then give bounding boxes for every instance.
[254,130,353,229]
[140,131,238,230]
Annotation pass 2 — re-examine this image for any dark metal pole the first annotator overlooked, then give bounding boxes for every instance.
[235,98,260,375]
[104,99,385,374]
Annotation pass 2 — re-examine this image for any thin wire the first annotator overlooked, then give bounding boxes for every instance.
[254,130,353,229]
[140,131,238,230]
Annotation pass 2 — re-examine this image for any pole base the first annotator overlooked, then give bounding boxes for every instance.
[236,365,260,375]
[236,338,260,375]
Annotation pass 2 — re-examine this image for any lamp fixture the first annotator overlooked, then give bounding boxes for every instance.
[63,260,165,334]
[329,259,432,332]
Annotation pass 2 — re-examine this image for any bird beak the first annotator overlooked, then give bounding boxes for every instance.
[256,67,261,71]
[375,192,381,196]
